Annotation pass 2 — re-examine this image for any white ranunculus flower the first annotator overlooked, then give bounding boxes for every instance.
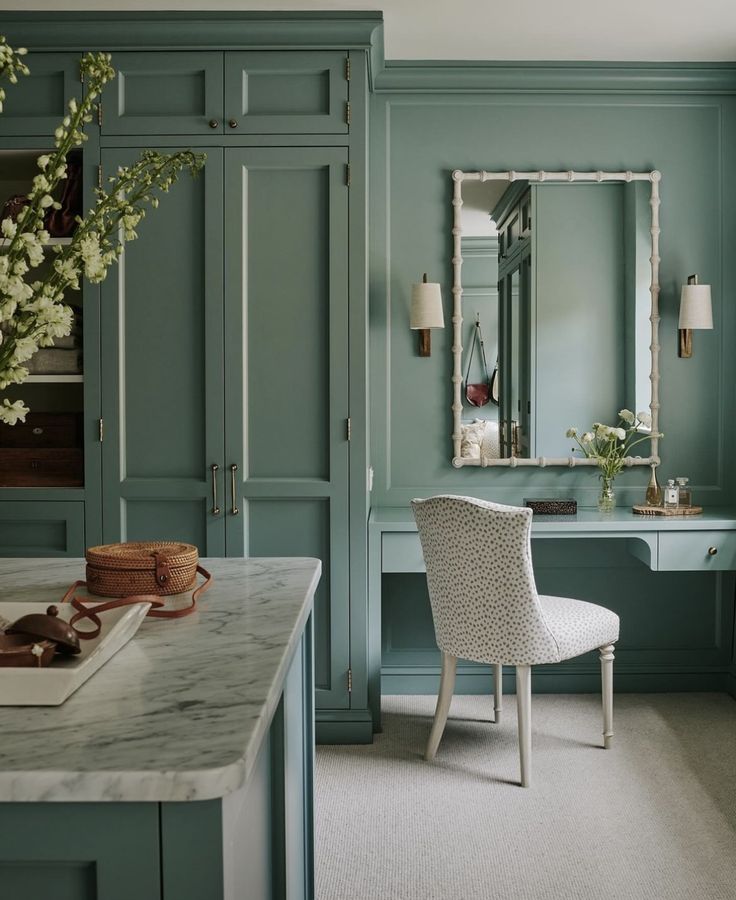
[565,427,578,438]
[637,411,652,427]
[618,408,635,424]
[581,432,594,443]
[612,427,626,441]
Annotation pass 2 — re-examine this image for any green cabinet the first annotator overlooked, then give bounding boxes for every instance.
[100,145,351,711]
[102,51,349,136]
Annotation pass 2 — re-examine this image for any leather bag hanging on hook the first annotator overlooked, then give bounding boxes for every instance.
[464,315,493,407]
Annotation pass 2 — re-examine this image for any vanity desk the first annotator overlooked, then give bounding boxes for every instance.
[368,506,736,728]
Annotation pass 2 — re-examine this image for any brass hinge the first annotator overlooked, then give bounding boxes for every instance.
[346,417,352,441]
[97,165,102,189]
[347,668,353,693]
[97,102,102,127]
[345,101,351,127]
[345,57,351,81]
[345,163,351,187]
[98,418,104,443]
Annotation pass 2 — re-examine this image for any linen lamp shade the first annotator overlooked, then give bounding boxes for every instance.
[678,284,712,330]
[410,281,444,330]
[410,275,444,357]
[678,274,712,358]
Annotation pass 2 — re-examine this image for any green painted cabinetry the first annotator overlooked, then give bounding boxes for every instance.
[101,51,348,136]
[0,14,373,743]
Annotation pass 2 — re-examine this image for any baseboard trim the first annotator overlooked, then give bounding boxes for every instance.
[726,671,736,700]
[382,668,729,695]
[316,708,373,744]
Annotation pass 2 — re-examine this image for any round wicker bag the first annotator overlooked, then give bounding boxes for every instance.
[85,541,199,598]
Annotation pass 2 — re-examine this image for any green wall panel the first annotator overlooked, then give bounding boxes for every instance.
[0,52,80,136]
[370,95,736,509]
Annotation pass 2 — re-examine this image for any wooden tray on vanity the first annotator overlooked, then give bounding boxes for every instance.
[632,504,703,516]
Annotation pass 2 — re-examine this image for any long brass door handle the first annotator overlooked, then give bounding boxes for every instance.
[211,464,220,515]
[230,464,239,516]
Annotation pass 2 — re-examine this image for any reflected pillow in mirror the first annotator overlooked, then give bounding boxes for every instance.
[460,420,486,458]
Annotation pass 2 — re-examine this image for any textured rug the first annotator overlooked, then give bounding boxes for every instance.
[316,693,736,900]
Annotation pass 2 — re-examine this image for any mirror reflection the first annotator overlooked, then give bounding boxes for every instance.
[456,173,655,464]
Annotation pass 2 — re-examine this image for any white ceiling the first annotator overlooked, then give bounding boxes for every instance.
[1,0,736,61]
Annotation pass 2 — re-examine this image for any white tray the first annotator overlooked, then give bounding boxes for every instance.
[0,600,150,705]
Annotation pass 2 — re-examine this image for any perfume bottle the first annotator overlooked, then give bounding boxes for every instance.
[645,465,662,507]
[676,477,692,508]
[663,479,679,509]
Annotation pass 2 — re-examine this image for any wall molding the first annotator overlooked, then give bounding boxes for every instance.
[374,61,736,94]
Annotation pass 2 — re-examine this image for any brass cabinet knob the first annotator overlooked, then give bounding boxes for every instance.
[708,546,718,556]
[208,119,219,129]
[228,119,238,129]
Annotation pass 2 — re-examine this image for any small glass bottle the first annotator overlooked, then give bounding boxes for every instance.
[676,477,692,508]
[663,479,679,509]
[645,465,662,507]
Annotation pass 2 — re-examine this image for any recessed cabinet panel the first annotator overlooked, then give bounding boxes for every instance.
[246,498,348,708]
[225,51,348,134]
[0,53,80,136]
[246,165,331,481]
[123,499,210,550]
[0,501,84,556]
[101,52,224,135]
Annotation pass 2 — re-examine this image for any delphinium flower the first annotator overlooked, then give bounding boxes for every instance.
[0,42,205,424]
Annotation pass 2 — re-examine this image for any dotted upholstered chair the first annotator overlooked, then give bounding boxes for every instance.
[411,495,620,787]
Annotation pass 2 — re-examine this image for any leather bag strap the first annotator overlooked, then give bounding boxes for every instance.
[464,314,491,386]
[60,565,213,638]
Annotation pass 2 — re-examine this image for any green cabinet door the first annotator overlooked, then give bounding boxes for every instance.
[100,147,226,553]
[100,52,225,135]
[224,147,350,710]
[0,52,81,136]
[0,802,161,899]
[224,51,349,134]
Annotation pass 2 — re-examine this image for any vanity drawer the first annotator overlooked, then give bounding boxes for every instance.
[382,533,425,573]
[658,531,736,572]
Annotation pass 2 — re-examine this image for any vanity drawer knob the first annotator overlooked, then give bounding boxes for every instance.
[708,546,718,556]
[228,119,238,129]
[208,119,219,129]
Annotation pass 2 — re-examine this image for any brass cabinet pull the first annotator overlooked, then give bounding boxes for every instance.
[211,464,220,515]
[208,119,219,129]
[230,464,239,516]
[708,546,718,556]
[228,119,238,129]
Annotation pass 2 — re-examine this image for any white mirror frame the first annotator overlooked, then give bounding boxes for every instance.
[451,168,661,468]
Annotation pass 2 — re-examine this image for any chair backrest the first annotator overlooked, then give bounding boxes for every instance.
[411,495,559,665]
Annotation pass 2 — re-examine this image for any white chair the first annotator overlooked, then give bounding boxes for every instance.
[411,495,619,787]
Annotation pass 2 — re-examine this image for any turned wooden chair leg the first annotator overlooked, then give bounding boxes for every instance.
[516,665,532,787]
[425,652,457,761]
[600,643,615,749]
[493,663,503,724]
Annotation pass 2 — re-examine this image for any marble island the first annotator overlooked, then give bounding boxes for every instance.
[0,556,320,900]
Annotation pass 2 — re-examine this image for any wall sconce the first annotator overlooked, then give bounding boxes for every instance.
[410,273,444,357]
[678,274,713,358]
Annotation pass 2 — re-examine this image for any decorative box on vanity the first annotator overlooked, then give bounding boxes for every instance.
[0,412,83,487]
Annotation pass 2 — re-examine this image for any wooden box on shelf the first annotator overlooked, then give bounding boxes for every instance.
[0,412,83,487]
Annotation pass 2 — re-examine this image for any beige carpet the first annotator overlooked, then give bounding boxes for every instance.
[316,693,736,900]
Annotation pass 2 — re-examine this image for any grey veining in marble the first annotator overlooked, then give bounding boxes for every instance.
[0,557,320,803]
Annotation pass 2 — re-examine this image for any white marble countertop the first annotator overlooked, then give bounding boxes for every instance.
[0,556,320,803]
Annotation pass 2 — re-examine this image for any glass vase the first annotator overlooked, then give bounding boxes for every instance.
[598,475,616,513]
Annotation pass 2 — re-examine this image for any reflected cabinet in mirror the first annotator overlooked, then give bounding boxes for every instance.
[451,169,661,468]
